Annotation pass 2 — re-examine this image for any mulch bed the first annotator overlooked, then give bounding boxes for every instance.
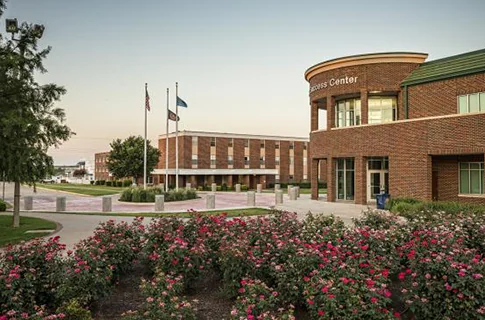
[93,264,311,319]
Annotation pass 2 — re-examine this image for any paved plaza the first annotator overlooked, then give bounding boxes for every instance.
[1,183,372,249]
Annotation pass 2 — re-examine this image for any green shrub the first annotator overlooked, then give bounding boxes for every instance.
[99,180,106,186]
[106,181,112,187]
[131,188,144,202]
[241,184,248,191]
[216,185,222,191]
[120,188,134,202]
[56,299,93,320]
[221,183,228,191]
[89,181,95,185]
[123,179,132,187]
[116,180,123,187]
[0,199,7,211]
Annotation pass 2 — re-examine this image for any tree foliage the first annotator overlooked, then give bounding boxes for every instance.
[73,168,87,178]
[107,136,160,183]
[0,1,73,185]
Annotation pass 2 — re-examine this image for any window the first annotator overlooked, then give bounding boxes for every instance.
[290,156,294,165]
[260,140,265,149]
[368,96,397,124]
[335,98,361,127]
[244,139,249,148]
[458,92,485,114]
[275,141,280,149]
[289,141,294,150]
[210,154,216,166]
[289,175,294,181]
[303,143,307,150]
[275,174,280,182]
[192,136,198,147]
[260,156,265,165]
[191,155,198,166]
[336,158,355,200]
[460,162,484,194]
[210,137,216,147]
[303,174,308,180]
[275,156,280,165]
[244,156,249,165]
[228,155,233,165]
[228,138,233,148]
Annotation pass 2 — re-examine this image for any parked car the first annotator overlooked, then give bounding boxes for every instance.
[40,178,55,184]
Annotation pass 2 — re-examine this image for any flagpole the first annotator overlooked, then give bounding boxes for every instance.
[175,82,179,191]
[143,83,148,190]
[165,88,169,191]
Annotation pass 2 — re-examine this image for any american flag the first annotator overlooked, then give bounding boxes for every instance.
[145,86,150,111]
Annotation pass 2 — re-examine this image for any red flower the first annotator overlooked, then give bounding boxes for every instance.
[318,310,325,316]
[371,297,378,303]
[394,312,401,318]
[398,272,405,280]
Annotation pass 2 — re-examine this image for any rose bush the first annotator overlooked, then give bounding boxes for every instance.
[230,278,295,320]
[122,271,195,320]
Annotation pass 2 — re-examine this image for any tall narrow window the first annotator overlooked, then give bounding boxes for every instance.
[260,140,265,149]
[210,155,216,167]
[210,137,216,147]
[228,138,233,148]
[228,155,233,165]
[275,141,280,149]
[192,155,198,166]
[244,139,249,148]
[289,141,294,150]
[275,156,280,165]
[460,162,484,194]
[336,158,355,200]
[335,98,361,127]
[368,96,397,124]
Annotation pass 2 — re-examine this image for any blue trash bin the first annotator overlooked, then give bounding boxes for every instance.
[376,193,389,209]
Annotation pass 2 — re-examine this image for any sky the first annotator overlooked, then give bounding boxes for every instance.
[2,0,485,165]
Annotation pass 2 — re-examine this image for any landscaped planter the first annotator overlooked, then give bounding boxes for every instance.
[119,187,197,203]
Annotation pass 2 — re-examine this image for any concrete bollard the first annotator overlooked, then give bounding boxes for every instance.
[256,184,262,193]
[24,196,33,210]
[235,184,241,193]
[102,196,112,212]
[295,186,301,198]
[186,183,191,190]
[206,194,215,209]
[56,196,66,212]
[275,190,283,204]
[274,184,281,192]
[287,185,293,195]
[211,183,217,192]
[155,195,165,211]
[289,187,298,201]
[247,191,256,206]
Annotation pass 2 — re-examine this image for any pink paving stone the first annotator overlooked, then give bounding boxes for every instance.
[30,192,276,212]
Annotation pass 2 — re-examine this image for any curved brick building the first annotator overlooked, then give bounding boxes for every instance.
[306,49,485,204]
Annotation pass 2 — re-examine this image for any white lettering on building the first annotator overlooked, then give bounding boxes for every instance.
[309,76,358,93]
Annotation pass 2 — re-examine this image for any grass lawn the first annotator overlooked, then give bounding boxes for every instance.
[39,208,271,218]
[37,183,127,196]
[0,215,57,247]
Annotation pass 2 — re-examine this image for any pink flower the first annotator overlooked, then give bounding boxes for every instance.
[328,294,335,299]
[307,299,315,305]
[473,274,483,279]
[74,268,81,273]
[318,310,325,316]
[394,312,401,318]
[458,270,466,277]
[398,272,405,280]
[321,286,329,293]
[371,297,378,303]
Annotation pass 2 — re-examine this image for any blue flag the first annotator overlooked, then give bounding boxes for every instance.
[176,96,188,108]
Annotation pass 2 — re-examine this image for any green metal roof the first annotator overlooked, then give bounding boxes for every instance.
[401,48,485,86]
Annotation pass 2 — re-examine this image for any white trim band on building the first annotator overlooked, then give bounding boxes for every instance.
[152,168,279,175]
[158,130,309,142]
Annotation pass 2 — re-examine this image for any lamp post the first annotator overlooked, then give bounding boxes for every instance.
[5,17,45,228]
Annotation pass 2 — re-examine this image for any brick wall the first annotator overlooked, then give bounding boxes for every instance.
[310,113,485,204]
[408,73,485,119]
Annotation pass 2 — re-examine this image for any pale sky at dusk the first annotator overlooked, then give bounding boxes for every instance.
[2,0,485,164]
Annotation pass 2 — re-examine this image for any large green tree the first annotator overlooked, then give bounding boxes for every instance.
[0,0,73,227]
[107,136,160,184]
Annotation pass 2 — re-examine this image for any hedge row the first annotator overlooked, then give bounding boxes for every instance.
[119,187,197,203]
[91,179,132,187]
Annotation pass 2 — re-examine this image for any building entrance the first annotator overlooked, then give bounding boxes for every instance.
[367,157,389,202]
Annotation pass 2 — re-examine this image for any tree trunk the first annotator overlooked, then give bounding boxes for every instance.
[13,181,20,228]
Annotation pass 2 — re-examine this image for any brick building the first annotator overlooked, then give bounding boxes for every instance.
[94,152,110,180]
[306,49,485,204]
[153,131,311,189]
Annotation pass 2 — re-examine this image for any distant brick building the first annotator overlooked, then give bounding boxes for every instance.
[94,152,110,181]
[306,49,485,204]
[154,131,312,189]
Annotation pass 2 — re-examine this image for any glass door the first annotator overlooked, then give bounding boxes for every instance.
[367,170,389,202]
